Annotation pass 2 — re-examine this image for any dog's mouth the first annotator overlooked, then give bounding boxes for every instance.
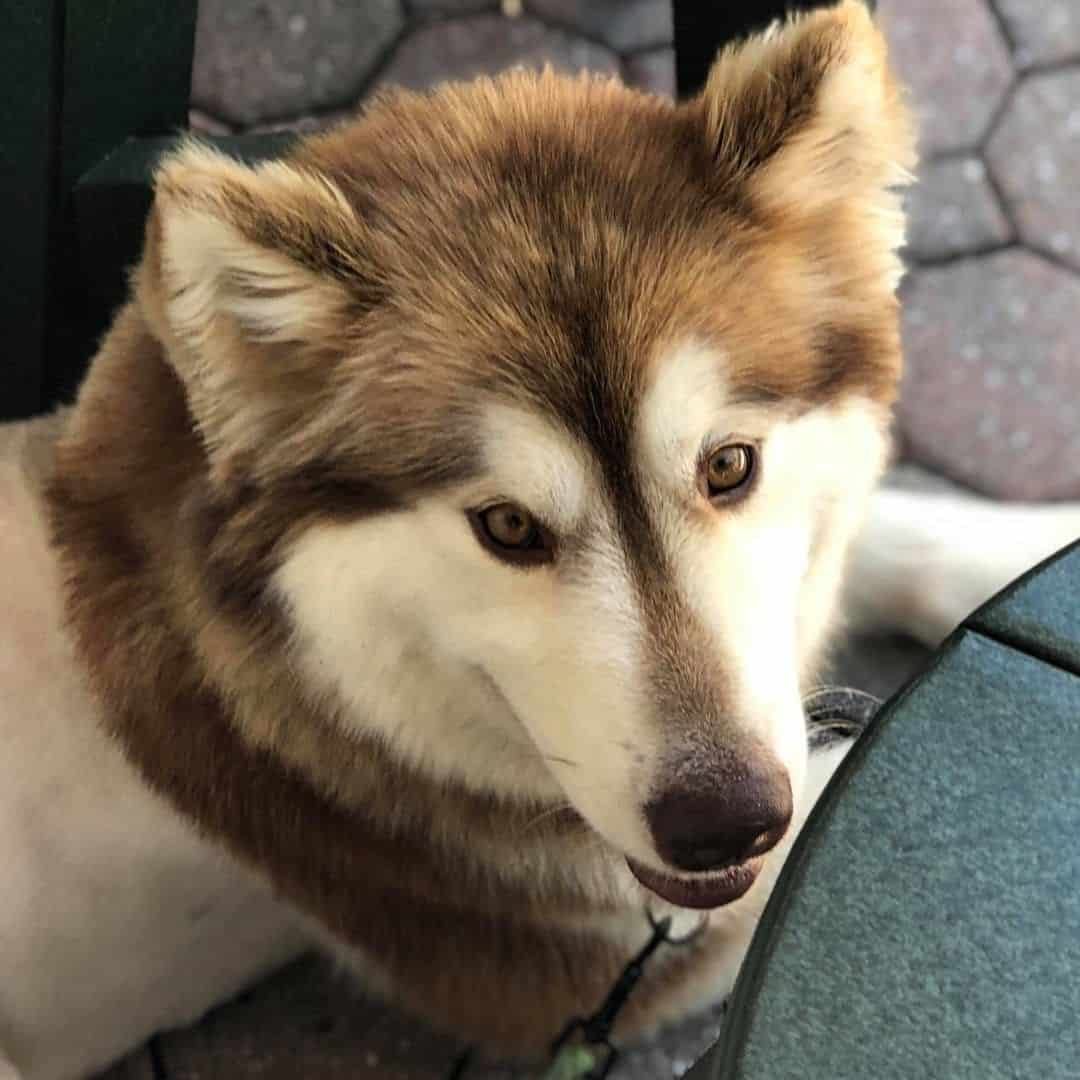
[625,855,763,910]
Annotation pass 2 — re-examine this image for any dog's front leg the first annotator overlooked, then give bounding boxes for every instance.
[845,476,1080,646]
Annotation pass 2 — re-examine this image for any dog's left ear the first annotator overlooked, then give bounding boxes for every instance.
[136,141,379,485]
[146,141,374,349]
[699,0,915,215]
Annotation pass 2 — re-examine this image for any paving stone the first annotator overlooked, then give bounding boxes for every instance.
[877,0,1014,154]
[376,14,619,94]
[155,953,722,1079]
[188,107,234,135]
[248,106,357,134]
[622,46,676,98]
[525,0,672,53]
[904,155,1012,261]
[191,0,405,127]
[897,251,1080,500]
[992,0,1080,68]
[157,955,470,1080]
[407,0,499,14]
[986,69,1080,272]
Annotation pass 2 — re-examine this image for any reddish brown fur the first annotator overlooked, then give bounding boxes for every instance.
[46,1,914,1053]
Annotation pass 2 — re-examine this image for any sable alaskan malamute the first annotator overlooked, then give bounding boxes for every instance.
[2,3,1078,1077]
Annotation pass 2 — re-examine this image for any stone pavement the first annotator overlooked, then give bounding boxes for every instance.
[885,0,1080,499]
[100,3,1080,1078]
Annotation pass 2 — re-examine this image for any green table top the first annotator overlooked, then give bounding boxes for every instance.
[690,540,1080,1079]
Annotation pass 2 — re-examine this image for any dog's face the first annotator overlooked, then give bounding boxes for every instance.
[142,1,913,908]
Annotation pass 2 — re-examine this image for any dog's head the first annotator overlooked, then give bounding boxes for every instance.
[140,1,913,909]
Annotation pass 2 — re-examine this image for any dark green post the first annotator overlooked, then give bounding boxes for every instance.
[0,0,198,418]
[48,0,199,404]
[0,0,64,419]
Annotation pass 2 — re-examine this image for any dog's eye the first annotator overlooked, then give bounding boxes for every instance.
[468,503,555,566]
[702,444,756,501]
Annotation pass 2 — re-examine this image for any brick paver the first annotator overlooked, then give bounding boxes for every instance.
[410,0,500,13]
[992,0,1080,68]
[375,14,619,93]
[904,156,1013,261]
[621,44,676,96]
[191,0,404,125]
[899,250,1080,500]
[146,954,726,1080]
[878,0,1013,155]
[890,0,1080,500]
[526,0,673,52]
[986,68,1080,272]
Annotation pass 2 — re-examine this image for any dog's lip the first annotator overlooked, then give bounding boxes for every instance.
[626,855,762,910]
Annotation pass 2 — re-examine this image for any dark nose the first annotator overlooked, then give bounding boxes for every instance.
[645,768,793,873]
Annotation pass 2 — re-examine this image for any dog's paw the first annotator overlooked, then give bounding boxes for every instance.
[802,686,878,807]
[0,1047,23,1080]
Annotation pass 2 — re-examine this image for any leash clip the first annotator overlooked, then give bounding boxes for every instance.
[545,910,707,1079]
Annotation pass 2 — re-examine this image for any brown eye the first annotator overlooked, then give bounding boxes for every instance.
[468,503,555,567]
[702,444,756,501]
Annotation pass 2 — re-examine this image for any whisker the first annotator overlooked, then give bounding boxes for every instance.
[543,754,581,768]
[519,802,575,834]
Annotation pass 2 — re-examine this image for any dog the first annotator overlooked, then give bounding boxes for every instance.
[2,3,1079,1077]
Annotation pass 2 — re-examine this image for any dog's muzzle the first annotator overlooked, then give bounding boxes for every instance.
[628,687,881,910]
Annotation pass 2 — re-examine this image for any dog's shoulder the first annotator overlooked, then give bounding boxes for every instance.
[0,410,306,1079]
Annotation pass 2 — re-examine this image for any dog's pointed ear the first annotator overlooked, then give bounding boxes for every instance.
[699,0,916,216]
[137,142,377,479]
[147,141,373,347]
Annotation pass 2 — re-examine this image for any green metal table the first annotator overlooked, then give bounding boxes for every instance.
[689,540,1080,1079]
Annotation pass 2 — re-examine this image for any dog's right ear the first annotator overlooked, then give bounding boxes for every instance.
[698,0,915,217]
[137,142,378,482]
